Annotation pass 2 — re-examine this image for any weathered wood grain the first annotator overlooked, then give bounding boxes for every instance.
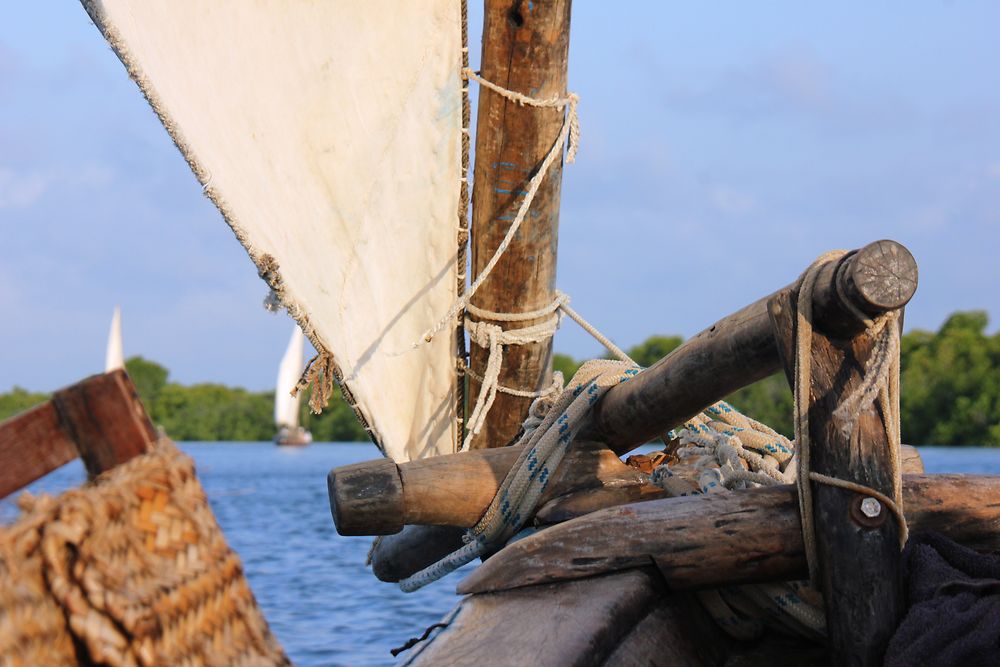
[369,525,466,583]
[535,445,924,525]
[327,458,404,535]
[0,401,78,500]
[365,445,924,582]
[769,278,905,666]
[589,240,917,455]
[408,568,662,666]
[328,440,920,536]
[467,0,573,449]
[51,369,156,476]
[457,474,1000,595]
[328,440,645,535]
[602,593,727,667]
[0,370,156,499]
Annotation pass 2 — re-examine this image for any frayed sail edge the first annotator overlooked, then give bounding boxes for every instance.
[79,0,386,453]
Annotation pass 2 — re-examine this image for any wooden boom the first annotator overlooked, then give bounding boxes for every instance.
[589,239,917,454]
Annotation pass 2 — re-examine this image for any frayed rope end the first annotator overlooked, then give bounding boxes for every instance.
[293,351,336,414]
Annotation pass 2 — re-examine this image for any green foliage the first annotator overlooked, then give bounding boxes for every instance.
[625,335,683,368]
[725,375,794,437]
[553,353,582,381]
[0,356,370,442]
[125,356,168,411]
[301,388,370,442]
[154,383,275,441]
[0,387,50,421]
[3,311,997,445]
[900,311,1000,446]
[551,311,1000,446]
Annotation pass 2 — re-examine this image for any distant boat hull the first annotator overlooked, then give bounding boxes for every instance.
[275,426,312,447]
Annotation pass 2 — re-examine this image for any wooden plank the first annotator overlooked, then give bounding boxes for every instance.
[51,369,157,476]
[589,241,917,455]
[602,594,727,667]
[534,445,924,526]
[409,568,661,667]
[456,474,1000,595]
[0,401,78,500]
[467,0,572,449]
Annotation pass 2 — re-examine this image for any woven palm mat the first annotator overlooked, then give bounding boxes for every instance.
[0,439,291,667]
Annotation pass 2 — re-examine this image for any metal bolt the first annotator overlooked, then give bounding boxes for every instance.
[860,497,882,519]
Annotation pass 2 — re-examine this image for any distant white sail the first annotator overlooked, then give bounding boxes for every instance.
[275,327,304,429]
[105,305,124,372]
[82,1,464,461]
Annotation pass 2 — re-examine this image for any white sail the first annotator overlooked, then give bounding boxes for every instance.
[275,327,304,429]
[82,1,463,461]
[105,305,124,372]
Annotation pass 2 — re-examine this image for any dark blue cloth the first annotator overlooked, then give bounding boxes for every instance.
[885,533,1000,667]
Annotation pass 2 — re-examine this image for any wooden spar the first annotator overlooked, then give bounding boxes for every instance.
[0,370,157,499]
[330,439,922,535]
[456,474,1000,595]
[328,440,643,535]
[328,241,917,534]
[467,0,573,449]
[767,252,915,666]
[364,446,922,582]
[589,240,918,455]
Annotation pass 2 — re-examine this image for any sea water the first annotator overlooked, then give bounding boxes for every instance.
[2,442,998,666]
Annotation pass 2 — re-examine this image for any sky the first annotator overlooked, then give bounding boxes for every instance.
[1,2,998,393]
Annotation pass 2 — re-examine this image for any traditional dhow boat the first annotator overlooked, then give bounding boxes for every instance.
[275,326,312,446]
[3,0,994,665]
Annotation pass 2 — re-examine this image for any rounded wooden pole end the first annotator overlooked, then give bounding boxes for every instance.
[327,458,404,536]
[848,240,918,312]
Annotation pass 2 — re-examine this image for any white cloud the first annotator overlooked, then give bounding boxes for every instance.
[0,168,46,209]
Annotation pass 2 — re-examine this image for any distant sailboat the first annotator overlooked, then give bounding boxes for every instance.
[275,326,312,446]
[105,306,124,372]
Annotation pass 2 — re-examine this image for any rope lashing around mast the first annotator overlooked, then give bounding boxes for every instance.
[398,360,639,592]
[414,69,579,348]
[401,69,632,450]
[793,251,906,583]
[461,291,633,451]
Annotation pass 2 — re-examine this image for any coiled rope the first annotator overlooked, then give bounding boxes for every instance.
[658,404,825,638]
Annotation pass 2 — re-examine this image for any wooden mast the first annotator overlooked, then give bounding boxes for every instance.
[467,0,573,449]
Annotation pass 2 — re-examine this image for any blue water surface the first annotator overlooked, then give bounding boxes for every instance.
[2,442,997,666]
